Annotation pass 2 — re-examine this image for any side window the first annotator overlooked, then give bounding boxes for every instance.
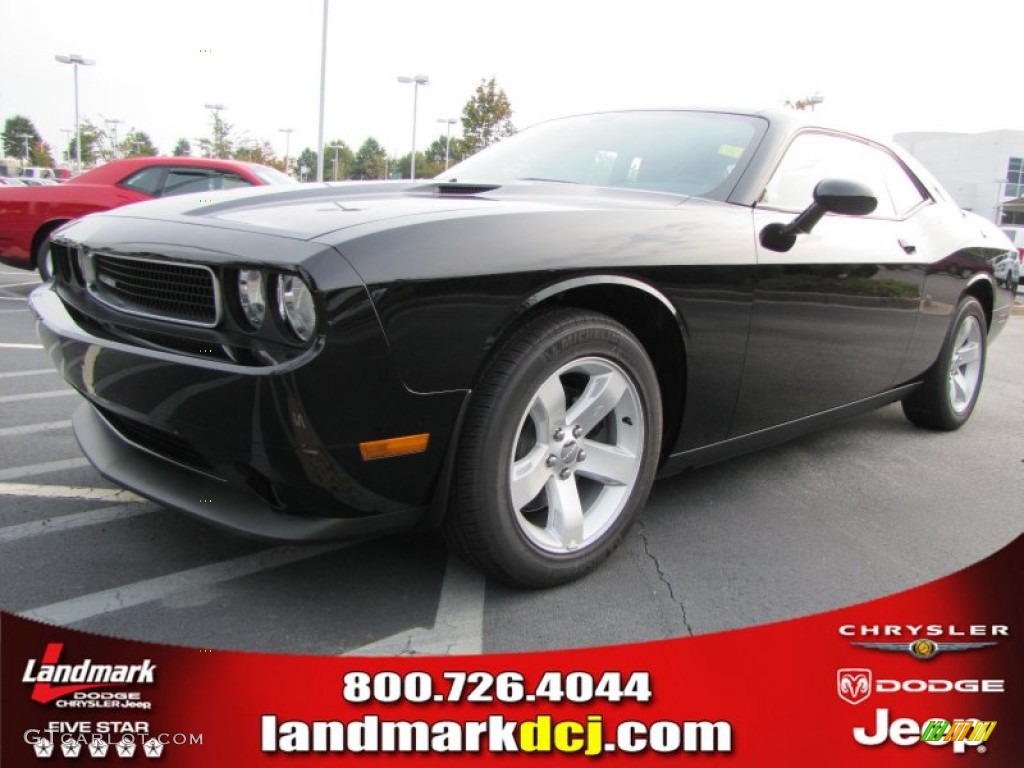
[213,171,253,190]
[883,159,928,217]
[119,166,165,196]
[161,168,219,197]
[761,133,923,219]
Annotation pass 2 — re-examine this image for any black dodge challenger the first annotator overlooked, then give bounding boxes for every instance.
[30,109,1016,586]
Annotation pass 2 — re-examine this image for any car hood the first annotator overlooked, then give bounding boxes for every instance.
[93,180,692,241]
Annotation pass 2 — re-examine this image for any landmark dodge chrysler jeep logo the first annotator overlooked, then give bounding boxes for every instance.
[22,643,156,704]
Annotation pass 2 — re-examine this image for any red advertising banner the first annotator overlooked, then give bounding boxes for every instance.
[2,535,1020,766]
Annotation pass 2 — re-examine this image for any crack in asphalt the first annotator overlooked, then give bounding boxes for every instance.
[637,521,694,637]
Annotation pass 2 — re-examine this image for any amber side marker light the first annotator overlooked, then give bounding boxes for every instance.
[359,433,430,461]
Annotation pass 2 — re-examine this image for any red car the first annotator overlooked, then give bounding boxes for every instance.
[0,156,295,278]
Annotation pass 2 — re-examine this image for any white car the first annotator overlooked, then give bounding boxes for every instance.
[994,249,1020,294]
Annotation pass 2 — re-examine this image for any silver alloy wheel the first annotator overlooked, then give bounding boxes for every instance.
[508,356,644,554]
[948,315,983,414]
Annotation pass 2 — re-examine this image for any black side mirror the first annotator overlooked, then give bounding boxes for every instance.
[760,178,877,252]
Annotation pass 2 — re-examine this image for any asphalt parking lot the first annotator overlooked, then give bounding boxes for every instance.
[1,267,1021,655]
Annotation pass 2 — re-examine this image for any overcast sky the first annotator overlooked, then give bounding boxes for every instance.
[0,0,1017,165]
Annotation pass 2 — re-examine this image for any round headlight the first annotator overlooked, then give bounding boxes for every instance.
[277,274,316,342]
[238,269,266,329]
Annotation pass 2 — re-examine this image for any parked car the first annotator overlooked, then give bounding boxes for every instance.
[30,109,1016,587]
[0,177,28,186]
[993,249,1020,293]
[20,166,56,180]
[0,156,296,278]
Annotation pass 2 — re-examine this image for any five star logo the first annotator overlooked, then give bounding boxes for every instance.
[143,738,165,758]
[60,739,83,758]
[115,738,137,758]
[33,737,54,758]
[88,737,110,758]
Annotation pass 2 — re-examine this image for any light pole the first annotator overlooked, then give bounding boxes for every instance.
[55,53,95,173]
[60,128,72,165]
[316,0,329,182]
[279,128,294,176]
[104,118,122,159]
[328,144,346,181]
[204,104,227,158]
[398,74,429,179]
[437,117,457,170]
[17,133,32,167]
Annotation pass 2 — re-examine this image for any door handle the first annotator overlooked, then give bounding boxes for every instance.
[898,238,917,254]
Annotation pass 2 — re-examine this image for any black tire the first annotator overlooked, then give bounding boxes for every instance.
[443,309,663,588]
[902,296,987,431]
[36,236,54,281]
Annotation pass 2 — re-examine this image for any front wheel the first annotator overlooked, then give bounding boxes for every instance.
[902,296,987,431]
[36,237,54,281]
[444,309,663,587]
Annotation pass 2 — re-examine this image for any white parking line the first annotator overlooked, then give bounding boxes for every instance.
[0,270,37,277]
[0,420,71,437]
[0,504,153,544]
[0,297,29,301]
[0,369,57,380]
[0,482,141,501]
[346,554,485,655]
[0,458,90,482]
[0,342,44,348]
[0,390,73,404]
[0,309,30,313]
[19,542,353,626]
[0,281,42,289]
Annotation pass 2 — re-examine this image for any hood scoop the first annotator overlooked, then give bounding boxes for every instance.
[424,182,501,196]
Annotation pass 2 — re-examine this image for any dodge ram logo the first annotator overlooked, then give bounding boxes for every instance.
[838,668,872,705]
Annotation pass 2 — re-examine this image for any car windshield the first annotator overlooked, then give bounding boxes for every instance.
[441,111,766,200]
[248,164,300,185]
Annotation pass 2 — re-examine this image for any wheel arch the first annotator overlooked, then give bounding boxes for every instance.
[478,275,687,461]
[962,275,994,331]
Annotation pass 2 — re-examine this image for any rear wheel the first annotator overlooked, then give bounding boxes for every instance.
[902,296,986,431]
[444,309,662,587]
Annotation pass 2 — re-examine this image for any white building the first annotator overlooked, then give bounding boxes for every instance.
[894,130,1024,251]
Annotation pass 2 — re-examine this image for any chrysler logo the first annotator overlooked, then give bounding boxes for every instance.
[837,668,872,705]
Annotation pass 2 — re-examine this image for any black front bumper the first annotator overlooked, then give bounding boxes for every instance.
[30,283,468,541]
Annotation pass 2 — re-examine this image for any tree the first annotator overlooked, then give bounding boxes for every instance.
[120,130,158,157]
[352,138,387,180]
[324,139,355,180]
[460,78,515,157]
[395,151,443,180]
[233,139,278,166]
[2,115,42,161]
[784,94,824,111]
[29,141,55,168]
[67,119,105,167]
[197,111,234,159]
[295,147,318,181]
[173,138,192,157]
[425,132,462,170]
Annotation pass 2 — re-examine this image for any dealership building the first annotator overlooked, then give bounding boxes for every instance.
[894,130,1024,251]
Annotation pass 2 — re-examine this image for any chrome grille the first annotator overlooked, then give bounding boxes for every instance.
[89,253,220,327]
